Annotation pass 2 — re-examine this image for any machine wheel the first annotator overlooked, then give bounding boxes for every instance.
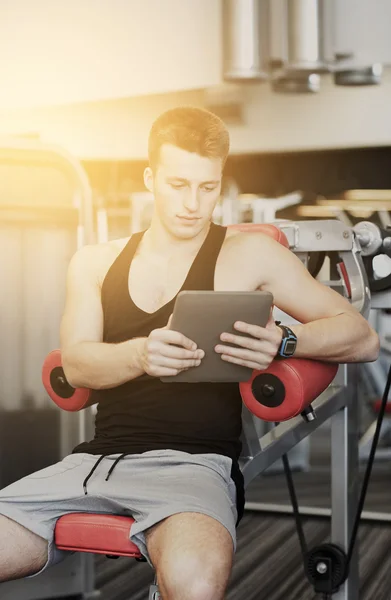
[305,543,348,594]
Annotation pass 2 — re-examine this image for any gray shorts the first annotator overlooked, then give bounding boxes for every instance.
[0,450,237,575]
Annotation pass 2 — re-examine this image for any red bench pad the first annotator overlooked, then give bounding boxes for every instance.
[55,513,142,558]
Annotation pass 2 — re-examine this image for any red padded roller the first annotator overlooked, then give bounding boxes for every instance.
[55,514,142,558]
[228,223,289,248]
[42,349,93,412]
[240,359,338,422]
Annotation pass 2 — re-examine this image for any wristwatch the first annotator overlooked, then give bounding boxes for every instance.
[275,322,298,358]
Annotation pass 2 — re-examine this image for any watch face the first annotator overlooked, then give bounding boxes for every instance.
[285,340,297,355]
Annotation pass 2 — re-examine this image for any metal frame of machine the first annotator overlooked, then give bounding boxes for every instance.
[50,216,375,600]
[236,219,368,600]
[239,217,391,599]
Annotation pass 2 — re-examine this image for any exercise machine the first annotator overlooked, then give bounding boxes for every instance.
[41,218,382,599]
[297,196,391,466]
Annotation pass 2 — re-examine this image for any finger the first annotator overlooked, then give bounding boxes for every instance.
[156,342,204,360]
[153,328,197,351]
[233,321,276,341]
[218,333,276,355]
[219,332,267,351]
[149,354,202,370]
[215,345,263,362]
[220,354,266,370]
[152,366,185,377]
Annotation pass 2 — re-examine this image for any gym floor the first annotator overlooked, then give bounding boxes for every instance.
[94,429,391,600]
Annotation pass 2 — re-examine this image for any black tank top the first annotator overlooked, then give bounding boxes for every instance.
[73,222,245,522]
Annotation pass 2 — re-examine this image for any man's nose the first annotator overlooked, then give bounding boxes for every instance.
[183,188,199,213]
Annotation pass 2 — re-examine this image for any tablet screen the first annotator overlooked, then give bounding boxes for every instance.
[160,290,273,383]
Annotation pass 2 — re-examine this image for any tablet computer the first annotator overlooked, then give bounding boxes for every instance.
[160,290,273,383]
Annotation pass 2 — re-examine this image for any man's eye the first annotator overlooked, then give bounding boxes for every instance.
[170,183,185,190]
[202,187,216,192]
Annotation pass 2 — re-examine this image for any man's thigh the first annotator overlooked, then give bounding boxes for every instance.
[146,511,234,564]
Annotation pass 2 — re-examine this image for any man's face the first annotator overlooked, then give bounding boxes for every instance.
[145,143,223,239]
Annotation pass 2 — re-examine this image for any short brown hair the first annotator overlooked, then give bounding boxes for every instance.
[148,106,230,171]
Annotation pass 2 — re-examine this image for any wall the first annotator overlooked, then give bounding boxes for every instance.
[334,0,391,66]
[1,68,391,160]
[2,0,391,111]
[0,0,222,109]
[231,69,391,154]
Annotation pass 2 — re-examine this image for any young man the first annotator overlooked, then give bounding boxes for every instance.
[0,107,379,599]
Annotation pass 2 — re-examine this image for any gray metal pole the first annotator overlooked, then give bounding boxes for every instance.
[331,364,360,600]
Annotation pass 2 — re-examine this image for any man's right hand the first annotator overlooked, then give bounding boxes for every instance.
[139,317,204,377]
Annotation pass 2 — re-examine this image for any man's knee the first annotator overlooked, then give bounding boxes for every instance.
[164,576,225,600]
[158,553,232,600]
[146,512,234,599]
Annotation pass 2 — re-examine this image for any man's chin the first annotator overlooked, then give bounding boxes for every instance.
[170,218,209,238]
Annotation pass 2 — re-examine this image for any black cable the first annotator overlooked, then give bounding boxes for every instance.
[275,423,308,557]
[281,452,308,556]
[346,363,391,566]
[281,450,327,599]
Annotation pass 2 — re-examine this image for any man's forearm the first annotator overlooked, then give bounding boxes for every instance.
[62,338,146,390]
[290,312,380,363]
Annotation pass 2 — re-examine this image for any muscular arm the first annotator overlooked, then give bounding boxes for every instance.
[60,245,145,390]
[256,235,379,363]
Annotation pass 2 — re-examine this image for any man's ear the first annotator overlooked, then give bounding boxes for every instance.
[144,167,154,193]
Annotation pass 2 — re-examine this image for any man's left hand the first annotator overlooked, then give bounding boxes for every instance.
[215,313,283,371]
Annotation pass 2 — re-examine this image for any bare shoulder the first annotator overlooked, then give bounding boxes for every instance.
[68,236,131,287]
[217,228,293,288]
[222,228,280,256]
